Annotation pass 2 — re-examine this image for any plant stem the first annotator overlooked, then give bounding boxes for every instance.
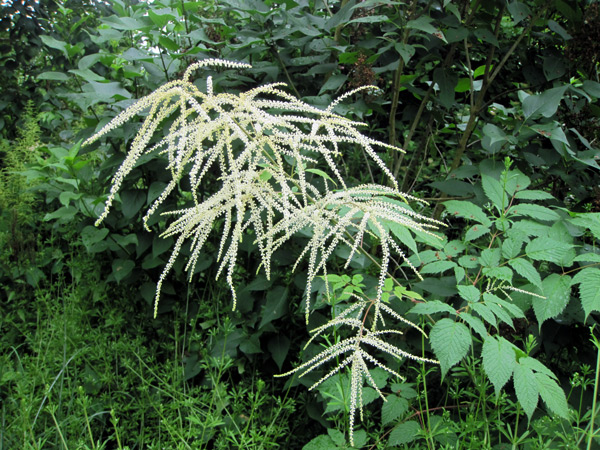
[586,327,600,450]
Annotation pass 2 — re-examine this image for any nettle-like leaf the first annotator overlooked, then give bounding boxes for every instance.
[429,318,471,377]
[85,59,443,446]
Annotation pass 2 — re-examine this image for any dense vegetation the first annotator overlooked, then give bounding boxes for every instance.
[1,0,600,448]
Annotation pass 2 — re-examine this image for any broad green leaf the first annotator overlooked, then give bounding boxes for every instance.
[68,69,105,82]
[348,14,390,24]
[481,174,506,210]
[388,222,418,255]
[525,237,574,264]
[482,123,508,146]
[513,364,538,420]
[465,224,490,241]
[318,74,347,94]
[507,1,531,25]
[407,15,437,34]
[472,303,498,328]
[420,260,456,274]
[381,394,408,426]
[395,43,415,64]
[81,226,109,252]
[459,313,487,339]
[302,434,336,450]
[535,373,569,418]
[267,335,290,371]
[112,234,138,248]
[543,55,566,81]
[457,285,480,303]
[573,253,600,263]
[324,0,355,30]
[480,248,501,267]
[486,300,514,327]
[482,266,513,282]
[259,286,289,329]
[430,319,471,377]
[509,258,543,289]
[38,71,70,81]
[514,190,555,200]
[571,267,600,319]
[569,213,600,240]
[388,421,421,446]
[43,206,78,222]
[533,274,571,326]
[474,28,498,46]
[508,204,560,221]
[548,20,572,40]
[502,237,523,259]
[433,68,456,109]
[409,300,456,316]
[482,336,516,395]
[519,356,558,379]
[583,80,600,98]
[306,168,337,187]
[522,86,567,120]
[112,259,135,283]
[444,200,491,226]
[485,294,526,318]
[40,35,68,56]
[121,190,146,219]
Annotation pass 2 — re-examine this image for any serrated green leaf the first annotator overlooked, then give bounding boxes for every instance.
[508,204,560,221]
[388,421,421,446]
[480,248,501,267]
[381,394,409,426]
[472,303,498,328]
[573,253,600,263]
[388,221,418,256]
[513,364,538,420]
[514,190,555,200]
[525,237,574,264]
[409,300,456,315]
[457,285,480,303]
[484,294,526,319]
[444,200,491,226]
[572,268,600,320]
[465,224,490,241]
[519,356,557,379]
[482,336,516,395]
[420,260,457,274]
[533,274,571,326]
[459,313,488,338]
[569,213,600,240]
[482,174,506,210]
[509,258,543,289]
[430,319,471,377]
[502,237,523,259]
[302,434,336,450]
[482,266,513,282]
[535,373,569,418]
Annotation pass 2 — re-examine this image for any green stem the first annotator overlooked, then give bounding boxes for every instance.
[586,327,600,450]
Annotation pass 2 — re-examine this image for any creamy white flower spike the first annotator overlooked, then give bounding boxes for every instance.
[85,59,443,446]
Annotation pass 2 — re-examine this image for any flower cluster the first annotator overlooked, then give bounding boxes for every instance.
[86,59,442,444]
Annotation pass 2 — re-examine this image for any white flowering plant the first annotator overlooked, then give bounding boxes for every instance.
[84,59,443,445]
